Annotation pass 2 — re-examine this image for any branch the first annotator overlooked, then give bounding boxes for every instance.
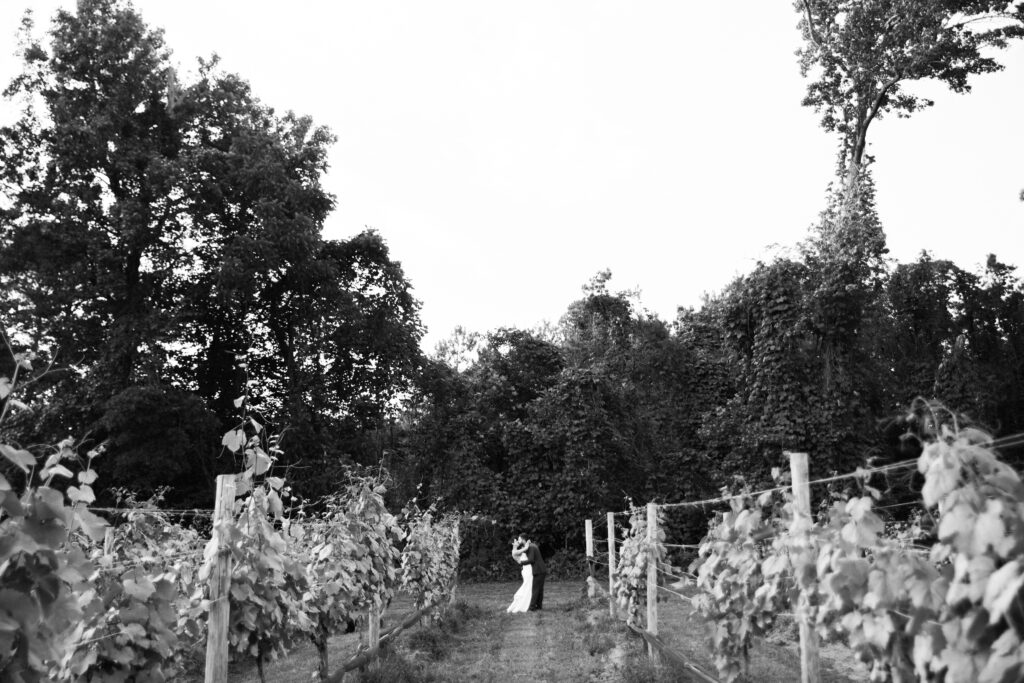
[801,0,823,47]
[943,13,1022,32]
[0,329,59,426]
[865,75,902,131]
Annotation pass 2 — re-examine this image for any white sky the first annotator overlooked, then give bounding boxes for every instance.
[3,1,1023,352]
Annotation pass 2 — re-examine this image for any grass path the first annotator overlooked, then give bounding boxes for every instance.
[428,582,610,682]
[197,580,867,682]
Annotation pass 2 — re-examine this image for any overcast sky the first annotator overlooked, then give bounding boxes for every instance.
[3,1,1023,352]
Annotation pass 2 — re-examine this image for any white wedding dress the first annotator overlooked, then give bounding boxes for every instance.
[506,561,533,613]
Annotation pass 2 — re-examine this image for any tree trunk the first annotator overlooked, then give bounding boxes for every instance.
[257,642,267,683]
[842,121,868,208]
[316,629,330,682]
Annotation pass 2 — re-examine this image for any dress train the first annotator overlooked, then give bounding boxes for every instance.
[506,564,533,613]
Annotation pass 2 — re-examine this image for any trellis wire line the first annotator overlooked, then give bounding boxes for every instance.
[873,500,922,511]
[656,583,698,606]
[101,547,205,563]
[656,563,698,583]
[989,432,1024,450]
[101,551,205,572]
[104,549,205,568]
[104,556,201,572]
[657,459,920,510]
[662,542,702,550]
[656,582,798,619]
[673,534,781,547]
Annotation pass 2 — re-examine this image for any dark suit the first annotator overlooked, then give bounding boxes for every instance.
[519,542,546,610]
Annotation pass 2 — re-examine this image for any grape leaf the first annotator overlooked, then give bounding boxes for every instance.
[222,429,245,452]
[984,560,1024,625]
[0,443,36,473]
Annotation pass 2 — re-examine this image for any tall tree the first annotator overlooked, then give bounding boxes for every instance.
[0,1,423,503]
[796,0,1024,195]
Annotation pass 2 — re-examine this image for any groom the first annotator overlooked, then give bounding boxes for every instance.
[515,533,546,611]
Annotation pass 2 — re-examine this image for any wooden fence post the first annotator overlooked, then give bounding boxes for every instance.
[646,502,659,663]
[368,604,381,671]
[205,474,236,683]
[787,451,821,683]
[585,519,594,577]
[607,512,616,618]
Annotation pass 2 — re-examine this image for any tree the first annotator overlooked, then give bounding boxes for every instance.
[886,252,961,400]
[708,179,892,480]
[0,2,334,400]
[796,0,1024,193]
[0,1,424,504]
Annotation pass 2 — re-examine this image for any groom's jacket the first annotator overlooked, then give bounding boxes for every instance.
[521,543,546,576]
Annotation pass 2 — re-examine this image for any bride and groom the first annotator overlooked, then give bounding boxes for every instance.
[506,533,546,613]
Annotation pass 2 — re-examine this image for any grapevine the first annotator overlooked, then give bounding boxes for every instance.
[299,475,405,680]
[691,414,1024,683]
[401,501,461,616]
[613,504,668,628]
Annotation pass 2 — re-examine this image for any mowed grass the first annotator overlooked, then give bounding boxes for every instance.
[187,581,869,682]
[387,581,618,682]
[192,582,651,682]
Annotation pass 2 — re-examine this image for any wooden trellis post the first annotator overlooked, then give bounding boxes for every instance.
[205,474,236,683]
[585,519,594,577]
[607,512,616,618]
[646,502,659,663]
[787,451,821,683]
[367,604,381,671]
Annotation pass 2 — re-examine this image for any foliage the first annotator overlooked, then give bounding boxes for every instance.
[709,245,880,479]
[691,411,1024,682]
[0,440,107,681]
[202,406,460,682]
[200,414,311,682]
[398,275,726,572]
[401,504,461,615]
[1,349,192,682]
[0,0,424,506]
[691,488,793,680]
[613,505,667,628]
[59,498,204,681]
[0,326,463,683]
[99,386,221,506]
[796,0,1024,185]
[299,476,405,680]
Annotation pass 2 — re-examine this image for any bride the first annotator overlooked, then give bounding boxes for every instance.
[506,539,532,613]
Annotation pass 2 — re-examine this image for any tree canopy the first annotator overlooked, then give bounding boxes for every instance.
[796,0,1024,189]
[0,0,423,505]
